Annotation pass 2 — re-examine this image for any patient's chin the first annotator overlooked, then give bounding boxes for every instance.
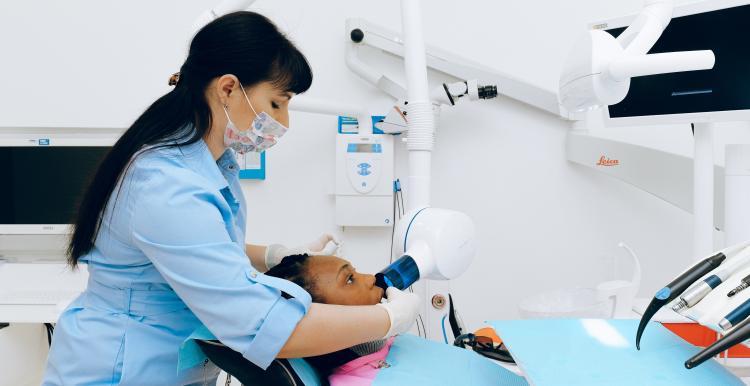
[371,288,385,305]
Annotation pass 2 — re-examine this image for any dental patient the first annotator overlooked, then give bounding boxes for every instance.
[265,254,389,383]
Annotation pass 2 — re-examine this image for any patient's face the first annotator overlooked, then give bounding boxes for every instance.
[306,255,384,306]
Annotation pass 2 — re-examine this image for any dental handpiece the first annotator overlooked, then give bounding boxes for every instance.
[671,274,724,312]
[728,274,750,297]
[636,252,726,350]
[672,249,750,312]
[719,297,750,330]
[686,313,750,369]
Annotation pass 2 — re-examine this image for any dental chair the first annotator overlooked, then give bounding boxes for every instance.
[194,298,517,386]
[194,295,470,385]
[196,339,316,386]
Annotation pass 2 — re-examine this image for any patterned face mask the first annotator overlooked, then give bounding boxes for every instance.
[222,83,288,154]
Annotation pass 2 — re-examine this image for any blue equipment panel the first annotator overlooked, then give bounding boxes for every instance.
[337,116,387,134]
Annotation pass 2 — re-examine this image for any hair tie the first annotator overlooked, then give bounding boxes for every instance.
[168,72,181,86]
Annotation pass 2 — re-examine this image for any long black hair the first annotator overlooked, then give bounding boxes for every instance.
[68,12,312,266]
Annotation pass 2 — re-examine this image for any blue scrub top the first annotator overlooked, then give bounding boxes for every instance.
[43,139,311,386]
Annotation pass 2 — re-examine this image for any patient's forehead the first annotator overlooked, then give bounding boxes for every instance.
[306,255,350,283]
[308,255,349,271]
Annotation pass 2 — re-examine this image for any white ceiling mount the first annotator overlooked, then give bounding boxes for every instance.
[345,18,562,117]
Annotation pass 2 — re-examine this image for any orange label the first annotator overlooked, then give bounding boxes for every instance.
[596,155,619,167]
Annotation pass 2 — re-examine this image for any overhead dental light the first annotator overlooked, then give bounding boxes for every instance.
[558,0,715,115]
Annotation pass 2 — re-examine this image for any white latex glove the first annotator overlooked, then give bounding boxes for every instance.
[305,233,341,256]
[376,287,421,338]
[264,234,342,269]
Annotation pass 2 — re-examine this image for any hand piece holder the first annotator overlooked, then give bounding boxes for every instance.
[634,241,750,369]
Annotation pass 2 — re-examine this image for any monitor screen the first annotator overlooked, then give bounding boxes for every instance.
[606,3,750,118]
[0,147,110,225]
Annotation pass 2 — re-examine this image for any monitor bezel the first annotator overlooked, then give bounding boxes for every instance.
[0,127,121,235]
[596,0,750,126]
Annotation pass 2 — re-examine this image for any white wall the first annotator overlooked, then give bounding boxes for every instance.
[2,0,750,384]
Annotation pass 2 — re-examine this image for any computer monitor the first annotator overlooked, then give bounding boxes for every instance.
[0,128,120,235]
[597,0,750,126]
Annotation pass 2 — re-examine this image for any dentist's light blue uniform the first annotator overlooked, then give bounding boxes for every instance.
[43,139,311,385]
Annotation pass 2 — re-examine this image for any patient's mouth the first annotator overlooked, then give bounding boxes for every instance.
[375,286,385,301]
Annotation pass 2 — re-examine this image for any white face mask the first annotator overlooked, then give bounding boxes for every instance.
[222,84,288,154]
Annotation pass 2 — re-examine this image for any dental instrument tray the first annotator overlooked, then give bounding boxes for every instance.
[635,241,750,368]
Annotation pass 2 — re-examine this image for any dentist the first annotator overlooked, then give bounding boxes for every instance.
[43,11,419,386]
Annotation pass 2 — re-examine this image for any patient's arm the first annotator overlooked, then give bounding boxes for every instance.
[277,303,390,358]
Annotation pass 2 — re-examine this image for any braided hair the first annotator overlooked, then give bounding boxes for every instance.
[265,254,321,301]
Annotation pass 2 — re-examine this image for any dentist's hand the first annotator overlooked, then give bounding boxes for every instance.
[305,234,341,256]
[264,234,341,269]
[376,287,421,338]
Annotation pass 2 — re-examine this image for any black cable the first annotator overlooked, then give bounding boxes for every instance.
[395,191,402,220]
[396,191,401,217]
[406,286,427,338]
[397,190,405,217]
[390,183,397,263]
[448,294,463,339]
[411,292,423,338]
[390,180,426,336]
